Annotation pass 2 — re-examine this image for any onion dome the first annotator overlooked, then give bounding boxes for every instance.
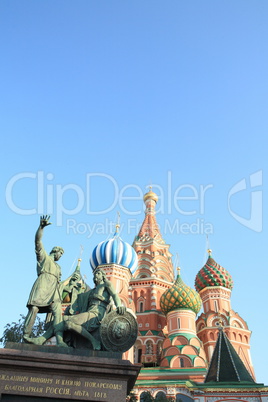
[143,188,158,203]
[160,269,202,315]
[195,252,234,292]
[90,233,138,272]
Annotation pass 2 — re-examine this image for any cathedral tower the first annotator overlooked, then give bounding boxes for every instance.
[195,250,255,379]
[159,268,207,380]
[130,189,175,366]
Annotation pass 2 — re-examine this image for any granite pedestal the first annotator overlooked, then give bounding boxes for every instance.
[0,343,141,401]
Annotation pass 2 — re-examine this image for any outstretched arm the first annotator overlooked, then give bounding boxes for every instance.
[35,215,51,261]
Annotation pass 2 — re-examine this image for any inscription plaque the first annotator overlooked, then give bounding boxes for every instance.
[0,371,125,401]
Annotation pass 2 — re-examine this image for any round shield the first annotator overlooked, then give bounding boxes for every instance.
[100,309,138,352]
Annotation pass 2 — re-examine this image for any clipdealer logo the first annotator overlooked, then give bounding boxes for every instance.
[4,170,263,234]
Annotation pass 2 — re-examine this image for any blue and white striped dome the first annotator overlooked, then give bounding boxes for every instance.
[90,234,138,272]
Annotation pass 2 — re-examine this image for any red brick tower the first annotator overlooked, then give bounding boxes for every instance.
[159,268,207,380]
[195,250,255,379]
[130,189,174,366]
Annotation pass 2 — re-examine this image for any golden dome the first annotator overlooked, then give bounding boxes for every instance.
[143,189,158,203]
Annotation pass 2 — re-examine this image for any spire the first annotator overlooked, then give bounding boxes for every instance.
[115,211,120,234]
[132,188,174,283]
[137,188,162,240]
[205,328,255,383]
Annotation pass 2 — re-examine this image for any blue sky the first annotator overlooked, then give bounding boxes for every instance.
[1,1,268,384]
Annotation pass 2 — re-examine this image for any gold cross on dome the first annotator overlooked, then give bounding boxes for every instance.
[115,211,121,233]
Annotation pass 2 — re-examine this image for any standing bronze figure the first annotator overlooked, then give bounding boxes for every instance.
[23,215,65,345]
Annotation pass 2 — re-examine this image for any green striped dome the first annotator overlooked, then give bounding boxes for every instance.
[160,272,202,315]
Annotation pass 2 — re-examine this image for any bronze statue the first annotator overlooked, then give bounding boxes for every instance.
[23,215,64,345]
[24,216,138,352]
[27,268,127,350]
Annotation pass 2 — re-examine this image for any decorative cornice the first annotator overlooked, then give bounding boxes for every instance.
[199,286,231,297]
[130,278,172,288]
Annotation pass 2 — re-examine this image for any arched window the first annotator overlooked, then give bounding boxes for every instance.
[176,394,194,402]
[140,391,153,401]
[134,345,143,364]
[157,341,162,356]
[138,297,145,313]
[180,357,184,367]
[138,348,142,363]
[156,391,166,400]
[140,391,148,402]
[156,341,162,365]
[146,340,153,354]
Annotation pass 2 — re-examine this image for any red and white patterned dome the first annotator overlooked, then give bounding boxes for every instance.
[195,253,233,292]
